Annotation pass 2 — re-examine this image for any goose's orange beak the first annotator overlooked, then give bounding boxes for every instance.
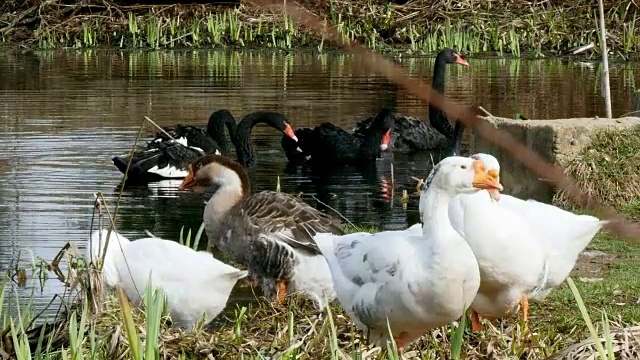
[380,130,391,151]
[472,160,503,200]
[178,165,197,190]
[455,53,469,67]
[284,124,298,142]
[487,168,500,180]
[486,168,501,201]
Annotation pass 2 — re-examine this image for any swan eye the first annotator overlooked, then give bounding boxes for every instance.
[460,165,467,169]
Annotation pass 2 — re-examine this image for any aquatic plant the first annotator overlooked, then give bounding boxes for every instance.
[1,0,639,57]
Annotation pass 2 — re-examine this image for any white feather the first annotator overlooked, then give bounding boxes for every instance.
[87,229,247,330]
[147,165,189,179]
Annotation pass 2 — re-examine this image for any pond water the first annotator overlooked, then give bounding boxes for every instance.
[0,49,638,322]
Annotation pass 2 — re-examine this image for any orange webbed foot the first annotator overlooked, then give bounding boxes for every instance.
[276,280,288,303]
[520,295,530,333]
[471,310,485,332]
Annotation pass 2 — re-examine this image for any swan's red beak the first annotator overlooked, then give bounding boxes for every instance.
[380,130,391,151]
[454,54,469,67]
[178,165,197,190]
[284,124,298,142]
[471,160,503,200]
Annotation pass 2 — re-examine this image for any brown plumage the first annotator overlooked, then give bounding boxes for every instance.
[179,154,343,307]
[238,191,343,253]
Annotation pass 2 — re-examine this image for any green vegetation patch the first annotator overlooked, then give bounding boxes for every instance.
[1,0,640,57]
[553,125,640,212]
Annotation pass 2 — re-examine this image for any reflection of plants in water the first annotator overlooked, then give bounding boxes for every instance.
[509,59,521,78]
[622,63,636,91]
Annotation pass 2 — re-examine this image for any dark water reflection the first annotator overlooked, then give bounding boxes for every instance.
[0,49,638,321]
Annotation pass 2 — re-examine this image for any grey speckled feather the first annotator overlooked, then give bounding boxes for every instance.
[207,191,343,298]
[185,154,343,305]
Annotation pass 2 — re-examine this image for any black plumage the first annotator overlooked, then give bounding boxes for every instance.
[281,108,394,167]
[353,48,469,154]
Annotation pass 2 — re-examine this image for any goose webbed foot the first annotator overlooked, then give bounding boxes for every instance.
[276,280,288,303]
[471,310,485,332]
[520,295,530,333]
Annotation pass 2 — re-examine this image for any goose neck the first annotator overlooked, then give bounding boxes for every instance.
[359,127,386,157]
[234,112,284,167]
[420,187,457,236]
[203,166,249,223]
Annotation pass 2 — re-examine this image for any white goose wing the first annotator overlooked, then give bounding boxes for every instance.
[116,237,243,281]
[460,191,548,290]
[334,230,410,284]
[496,194,607,292]
[314,230,416,330]
[498,195,603,237]
[113,237,246,328]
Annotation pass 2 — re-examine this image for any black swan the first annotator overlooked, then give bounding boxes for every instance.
[232,111,298,168]
[113,111,298,182]
[281,108,394,167]
[149,109,237,154]
[353,48,469,153]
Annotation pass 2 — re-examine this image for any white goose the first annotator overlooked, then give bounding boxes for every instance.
[313,156,503,352]
[86,228,248,330]
[447,153,608,331]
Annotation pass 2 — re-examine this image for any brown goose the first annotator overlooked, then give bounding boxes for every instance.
[178,154,343,308]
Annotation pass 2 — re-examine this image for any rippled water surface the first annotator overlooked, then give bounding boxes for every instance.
[0,49,638,320]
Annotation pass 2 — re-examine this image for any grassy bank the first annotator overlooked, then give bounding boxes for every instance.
[553,125,640,213]
[2,222,640,359]
[1,0,640,58]
[2,125,640,358]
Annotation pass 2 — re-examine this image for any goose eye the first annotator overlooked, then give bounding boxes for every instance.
[460,165,467,169]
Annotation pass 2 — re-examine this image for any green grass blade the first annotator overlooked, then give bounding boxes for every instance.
[194,222,206,250]
[602,312,615,360]
[566,277,607,358]
[324,297,340,360]
[450,308,467,359]
[117,287,142,360]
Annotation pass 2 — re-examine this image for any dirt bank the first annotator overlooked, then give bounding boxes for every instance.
[468,116,640,206]
[1,0,639,57]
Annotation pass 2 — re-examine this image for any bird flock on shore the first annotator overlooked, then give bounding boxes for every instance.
[86,48,608,354]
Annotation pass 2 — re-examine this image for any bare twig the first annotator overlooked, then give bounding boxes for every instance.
[619,109,640,118]
[477,106,494,117]
[144,116,177,141]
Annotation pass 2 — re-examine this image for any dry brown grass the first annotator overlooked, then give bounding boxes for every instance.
[50,288,639,359]
[4,212,640,359]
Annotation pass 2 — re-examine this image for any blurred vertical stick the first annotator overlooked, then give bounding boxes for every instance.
[598,0,612,119]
